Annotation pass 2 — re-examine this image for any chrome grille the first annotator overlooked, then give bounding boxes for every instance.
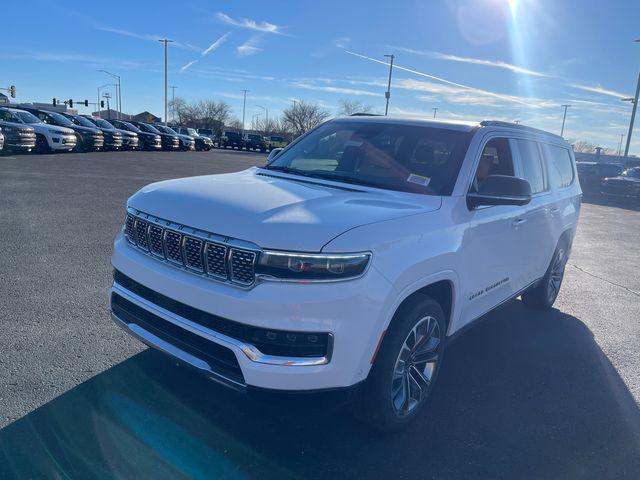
[148,225,164,256]
[134,219,149,250]
[165,231,183,264]
[184,237,204,271]
[231,250,256,285]
[125,214,136,244]
[205,243,227,278]
[124,211,258,287]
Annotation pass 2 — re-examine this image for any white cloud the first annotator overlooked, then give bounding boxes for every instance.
[568,83,630,99]
[97,26,200,52]
[202,32,230,56]
[236,35,263,57]
[216,12,283,34]
[180,59,198,72]
[389,46,550,78]
[289,81,379,97]
[335,37,351,48]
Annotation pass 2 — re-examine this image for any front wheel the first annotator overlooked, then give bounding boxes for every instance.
[354,296,446,432]
[521,240,568,309]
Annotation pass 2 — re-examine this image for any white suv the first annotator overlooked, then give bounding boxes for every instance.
[110,117,581,430]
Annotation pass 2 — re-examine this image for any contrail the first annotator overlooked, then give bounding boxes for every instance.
[345,50,533,106]
[180,59,199,72]
[202,32,230,56]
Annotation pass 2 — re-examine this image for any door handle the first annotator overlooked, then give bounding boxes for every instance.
[512,218,527,228]
[549,207,560,216]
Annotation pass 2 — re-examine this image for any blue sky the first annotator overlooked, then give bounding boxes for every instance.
[2,0,640,153]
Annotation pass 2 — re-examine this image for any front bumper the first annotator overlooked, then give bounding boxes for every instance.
[50,134,77,151]
[111,234,391,391]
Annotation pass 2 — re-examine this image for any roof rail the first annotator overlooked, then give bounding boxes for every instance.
[479,120,564,140]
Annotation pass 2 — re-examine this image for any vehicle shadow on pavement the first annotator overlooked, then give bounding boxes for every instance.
[1,301,639,480]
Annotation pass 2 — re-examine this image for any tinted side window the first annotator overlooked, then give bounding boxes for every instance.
[472,137,515,192]
[543,144,574,188]
[516,139,547,194]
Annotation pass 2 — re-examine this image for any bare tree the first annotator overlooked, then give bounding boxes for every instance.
[338,98,373,116]
[282,100,331,136]
[169,97,233,134]
[226,118,244,131]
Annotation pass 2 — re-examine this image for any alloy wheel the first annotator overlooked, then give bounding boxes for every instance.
[547,247,566,302]
[391,316,442,417]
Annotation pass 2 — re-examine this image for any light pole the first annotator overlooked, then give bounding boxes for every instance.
[256,105,268,132]
[170,86,178,123]
[99,70,121,119]
[384,54,395,116]
[560,104,571,137]
[240,89,249,137]
[432,108,438,119]
[97,83,114,118]
[158,39,173,126]
[621,38,640,158]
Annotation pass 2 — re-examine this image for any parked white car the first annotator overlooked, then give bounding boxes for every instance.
[0,107,76,153]
[110,116,581,430]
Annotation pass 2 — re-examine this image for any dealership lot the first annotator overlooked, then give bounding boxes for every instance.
[1,150,639,478]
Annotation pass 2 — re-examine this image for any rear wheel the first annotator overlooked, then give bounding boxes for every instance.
[354,296,446,432]
[521,239,568,309]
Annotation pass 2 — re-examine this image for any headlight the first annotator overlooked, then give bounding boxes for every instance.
[48,129,68,135]
[256,251,371,281]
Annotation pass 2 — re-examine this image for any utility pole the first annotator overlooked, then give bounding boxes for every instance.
[618,133,625,158]
[384,54,395,116]
[99,70,121,119]
[97,83,113,118]
[159,39,173,126]
[432,108,438,119]
[623,72,640,158]
[170,86,178,123]
[560,104,571,137]
[241,89,249,136]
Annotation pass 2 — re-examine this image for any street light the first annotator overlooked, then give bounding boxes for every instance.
[560,104,571,137]
[384,54,395,116]
[240,89,249,137]
[97,83,115,118]
[622,39,640,158]
[158,39,173,126]
[256,105,268,131]
[170,86,178,123]
[99,70,121,119]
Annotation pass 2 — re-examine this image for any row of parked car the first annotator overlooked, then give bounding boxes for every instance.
[0,105,288,155]
[576,161,640,200]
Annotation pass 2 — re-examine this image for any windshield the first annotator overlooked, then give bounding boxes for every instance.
[160,126,178,134]
[271,136,284,142]
[249,134,262,141]
[187,128,197,136]
[94,119,113,129]
[71,115,98,128]
[13,110,42,124]
[41,112,74,127]
[265,121,472,195]
[139,123,161,134]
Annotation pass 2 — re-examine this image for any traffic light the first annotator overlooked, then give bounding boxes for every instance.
[68,99,73,108]
[9,85,16,98]
[83,100,89,107]
[53,98,57,106]
[100,100,105,108]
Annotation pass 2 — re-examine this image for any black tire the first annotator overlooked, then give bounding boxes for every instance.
[353,295,446,432]
[35,134,49,154]
[521,238,569,310]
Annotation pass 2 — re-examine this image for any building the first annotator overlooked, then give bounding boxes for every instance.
[130,111,161,123]
[0,93,9,105]
[91,109,129,120]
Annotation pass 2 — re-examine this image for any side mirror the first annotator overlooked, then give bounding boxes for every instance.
[467,175,532,209]
[267,148,283,162]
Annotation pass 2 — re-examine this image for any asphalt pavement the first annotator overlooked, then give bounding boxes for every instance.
[0,150,639,479]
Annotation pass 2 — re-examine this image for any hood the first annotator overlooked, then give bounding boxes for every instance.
[30,122,75,135]
[115,129,136,138]
[68,124,101,134]
[0,120,31,130]
[128,167,441,251]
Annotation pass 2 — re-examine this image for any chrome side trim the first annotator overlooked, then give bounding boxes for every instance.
[111,282,332,367]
